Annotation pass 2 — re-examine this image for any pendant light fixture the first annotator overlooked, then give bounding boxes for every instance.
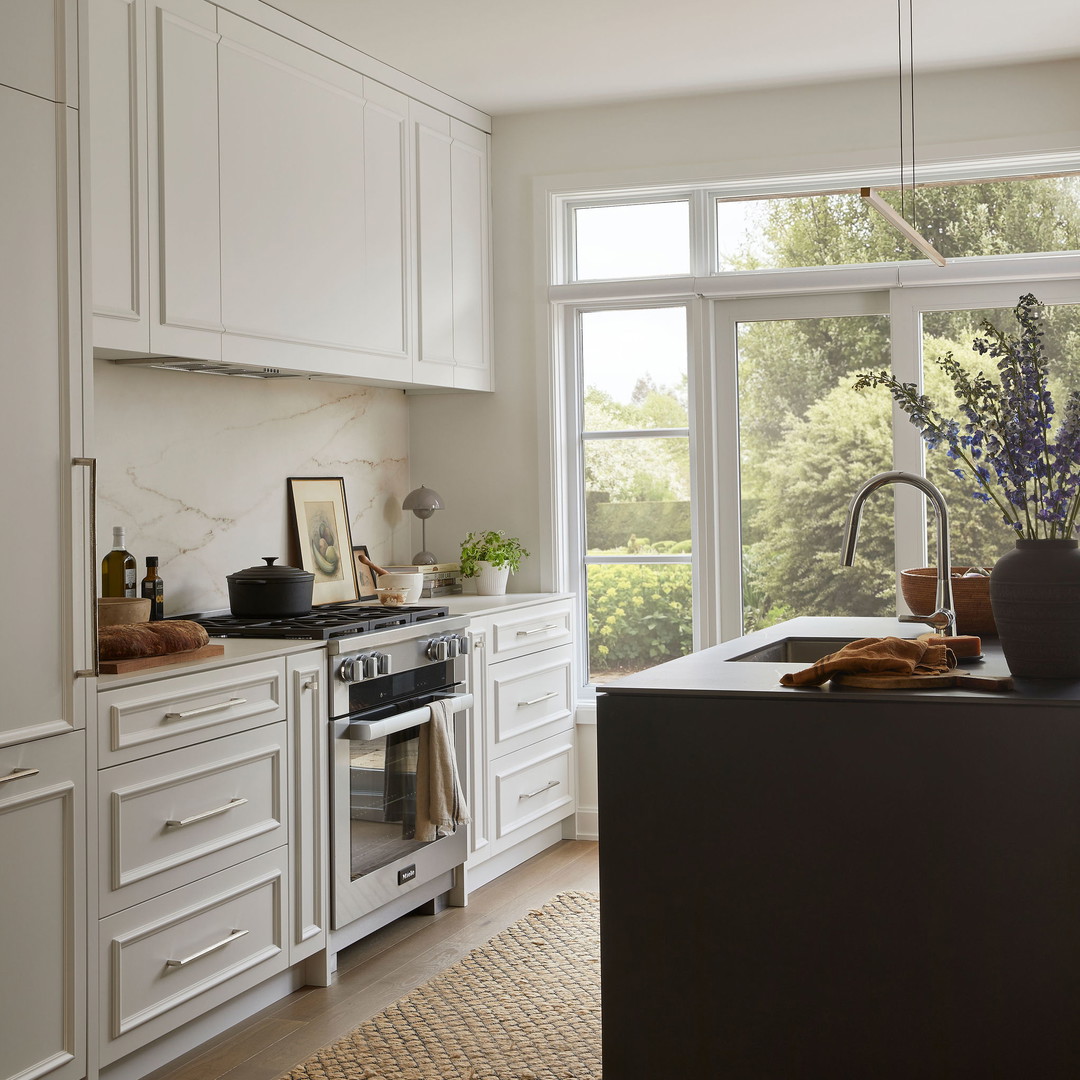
[861,0,946,266]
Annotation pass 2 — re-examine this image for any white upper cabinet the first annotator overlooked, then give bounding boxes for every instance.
[217,13,411,380]
[89,0,222,359]
[0,0,78,103]
[87,0,490,389]
[413,101,492,391]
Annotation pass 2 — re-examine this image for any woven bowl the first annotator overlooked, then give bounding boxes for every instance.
[98,596,151,626]
[900,566,996,635]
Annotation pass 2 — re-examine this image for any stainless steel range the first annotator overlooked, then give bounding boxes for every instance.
[185,603,472,950]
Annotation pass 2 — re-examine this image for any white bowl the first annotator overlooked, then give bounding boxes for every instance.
[378,573,423,603]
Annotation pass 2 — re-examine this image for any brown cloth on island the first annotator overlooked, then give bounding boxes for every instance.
[415,697,470,842]
[98,620,209,660]
[779,635,956,688]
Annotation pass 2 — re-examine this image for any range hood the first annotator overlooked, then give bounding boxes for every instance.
[109,357,305,379]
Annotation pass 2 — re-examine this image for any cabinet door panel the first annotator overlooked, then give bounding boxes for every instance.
[0,732,86,1080]
[0,87,84,746]
[449,121,488,380]
[219,18,367,351]
[147,0,222,357]
[89,0,149,346]
[362,79,411,360]
[413,102,455,383]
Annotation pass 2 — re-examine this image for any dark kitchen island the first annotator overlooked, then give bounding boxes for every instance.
[596,617,1080,1080]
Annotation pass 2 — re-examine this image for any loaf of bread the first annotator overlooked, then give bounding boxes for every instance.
[98,620,210,660]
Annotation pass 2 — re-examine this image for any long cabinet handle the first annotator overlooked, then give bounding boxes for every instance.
[164,697,247,721]
[516,624,561,637]
[0,767,41,786]
[165,928,249,969]
[165,797,248,829]
[519,779,560,801]
[73,457,98,678]
[518,691,558,708]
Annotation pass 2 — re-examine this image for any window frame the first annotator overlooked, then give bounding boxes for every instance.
[553,156,1080,697]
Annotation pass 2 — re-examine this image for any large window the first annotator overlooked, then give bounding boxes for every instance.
[556,162,1080,689]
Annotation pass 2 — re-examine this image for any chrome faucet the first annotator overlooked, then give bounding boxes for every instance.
[840,470,956,636]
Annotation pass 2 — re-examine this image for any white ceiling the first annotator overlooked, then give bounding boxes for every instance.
[265,0,1080,115]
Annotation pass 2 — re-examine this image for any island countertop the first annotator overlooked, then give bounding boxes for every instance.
[599,615,1080,704]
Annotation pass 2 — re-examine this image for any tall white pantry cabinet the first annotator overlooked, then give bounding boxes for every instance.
[0,2,92,1080]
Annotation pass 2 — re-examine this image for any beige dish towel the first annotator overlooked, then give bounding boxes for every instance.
[415,697,470,842]
[779,636,956,688]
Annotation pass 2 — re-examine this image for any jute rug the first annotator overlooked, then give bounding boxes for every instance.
[279,890,601,1080]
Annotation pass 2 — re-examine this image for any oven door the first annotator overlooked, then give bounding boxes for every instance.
[331,690,472,930]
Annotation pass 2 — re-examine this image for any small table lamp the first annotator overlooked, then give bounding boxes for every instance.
[402,485,444,565]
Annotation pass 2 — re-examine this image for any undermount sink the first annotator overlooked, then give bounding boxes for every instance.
[728,637,864,664]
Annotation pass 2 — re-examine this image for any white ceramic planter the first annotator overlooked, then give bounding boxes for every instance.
[475,561,511,595]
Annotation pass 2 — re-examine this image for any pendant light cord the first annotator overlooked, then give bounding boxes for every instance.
[897,0,916,228]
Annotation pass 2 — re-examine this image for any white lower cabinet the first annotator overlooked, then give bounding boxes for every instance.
[0,732,86,1080]
[97,848,288,1065]
[465,598,575,878]
[93,647,328,1072]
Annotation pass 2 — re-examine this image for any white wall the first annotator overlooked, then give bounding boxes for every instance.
[408,58,1080,592]
[94,359,411,615]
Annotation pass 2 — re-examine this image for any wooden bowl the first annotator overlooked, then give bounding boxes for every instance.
[900,567,996,635]
[98,596,151,626]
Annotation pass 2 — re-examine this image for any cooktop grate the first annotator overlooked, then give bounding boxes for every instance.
[176,603,450,640]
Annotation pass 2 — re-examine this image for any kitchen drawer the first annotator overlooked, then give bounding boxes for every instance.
[98,848,288,1065]
[490,644,573,759]
[492,731,575,852]
[98,658,286,765]
[489,601,572,660]
[99,723,287,915]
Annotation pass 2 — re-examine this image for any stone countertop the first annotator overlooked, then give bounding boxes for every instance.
[439,592,573,618]
[599,615,1080,706]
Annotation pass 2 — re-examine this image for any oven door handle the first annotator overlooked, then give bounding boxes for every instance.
[349,692,474,741]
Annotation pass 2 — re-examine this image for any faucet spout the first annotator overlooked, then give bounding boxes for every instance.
[840,470,956,636]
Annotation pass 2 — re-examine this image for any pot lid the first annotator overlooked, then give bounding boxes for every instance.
[227,557,315,583]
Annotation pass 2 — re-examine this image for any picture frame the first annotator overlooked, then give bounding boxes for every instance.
[352,544,379,601]
[286,477,359,605]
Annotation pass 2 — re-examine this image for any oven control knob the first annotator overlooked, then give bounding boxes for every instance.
[362,653,380,679]
[426,637,450,662]
[446,636,460,658]
[376,651,390,675]
[339,658,364,683]
[454,633,470,655]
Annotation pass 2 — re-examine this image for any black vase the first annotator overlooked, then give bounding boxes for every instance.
[989,538,1080,678]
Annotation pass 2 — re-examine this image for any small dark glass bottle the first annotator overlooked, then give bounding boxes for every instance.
[141,556,164,621]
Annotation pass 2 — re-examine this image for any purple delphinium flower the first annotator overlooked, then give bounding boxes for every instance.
[853,294,1080,539]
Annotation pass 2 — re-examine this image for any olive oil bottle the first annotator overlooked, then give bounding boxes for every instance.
[101,526,137,597]
[141,556,164,620]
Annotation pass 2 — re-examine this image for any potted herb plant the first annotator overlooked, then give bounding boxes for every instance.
[459,530,530,595]
[854,294,1080,677]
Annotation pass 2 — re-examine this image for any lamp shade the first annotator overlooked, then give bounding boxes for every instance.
[402,486,444,517]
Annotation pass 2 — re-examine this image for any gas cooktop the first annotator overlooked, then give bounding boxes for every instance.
[178,603,451,640]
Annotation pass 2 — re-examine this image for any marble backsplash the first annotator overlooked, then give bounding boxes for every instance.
[94,359,412,616]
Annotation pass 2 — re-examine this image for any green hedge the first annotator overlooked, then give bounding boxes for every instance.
[588,563,693,673]
[587,500,691,551]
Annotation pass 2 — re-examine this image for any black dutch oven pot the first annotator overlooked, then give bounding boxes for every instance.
[227,557,314,617]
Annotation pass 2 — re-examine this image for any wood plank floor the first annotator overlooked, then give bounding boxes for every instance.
[146,840,599,1080]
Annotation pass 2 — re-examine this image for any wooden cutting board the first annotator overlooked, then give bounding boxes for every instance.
[832,670,1013,692]
[98,643,225,674]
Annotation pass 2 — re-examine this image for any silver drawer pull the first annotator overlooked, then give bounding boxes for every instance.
[165,928,249,968]
[303,676,319,691]
[519,779,560,801]
[165,797,248,829]
[516,624,560,637]
[519,691,558,708]
[0,767,41,785]
[164,697,247,721]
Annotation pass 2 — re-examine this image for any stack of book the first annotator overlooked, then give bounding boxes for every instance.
[383,562,463,597]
